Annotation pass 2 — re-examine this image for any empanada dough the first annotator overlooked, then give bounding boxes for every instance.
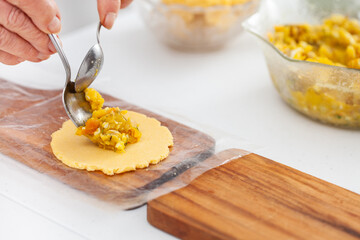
[51,111,173,175]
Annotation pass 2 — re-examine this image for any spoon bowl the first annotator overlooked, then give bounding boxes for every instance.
[75,23,104,92]
[63,82,92,127]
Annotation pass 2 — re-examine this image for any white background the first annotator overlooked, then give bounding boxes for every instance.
[0,1,359,239]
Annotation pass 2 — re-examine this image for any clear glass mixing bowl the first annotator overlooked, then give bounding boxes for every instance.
[139,0,260,50]
[243,0,360,128]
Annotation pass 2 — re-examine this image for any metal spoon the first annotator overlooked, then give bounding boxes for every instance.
[74,22,104,93]
[48,34,92,127]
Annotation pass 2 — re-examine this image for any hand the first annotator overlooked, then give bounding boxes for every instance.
[97,0,133,30]
[0,0,61,65]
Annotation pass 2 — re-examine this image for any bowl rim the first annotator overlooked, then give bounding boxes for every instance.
[242,13,360,74]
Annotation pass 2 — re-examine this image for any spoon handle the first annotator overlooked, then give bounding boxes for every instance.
[48,34,72,85]
[96,22,102,44]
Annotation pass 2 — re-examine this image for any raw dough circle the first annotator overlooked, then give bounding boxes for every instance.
[51,111,173,175]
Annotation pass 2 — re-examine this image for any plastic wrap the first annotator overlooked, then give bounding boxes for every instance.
[0,78,258,210]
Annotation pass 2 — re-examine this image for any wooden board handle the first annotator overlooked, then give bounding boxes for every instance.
[148,150,360,240]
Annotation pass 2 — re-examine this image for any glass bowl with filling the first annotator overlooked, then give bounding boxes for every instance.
[243,0,360,128]
[139,0,260,50]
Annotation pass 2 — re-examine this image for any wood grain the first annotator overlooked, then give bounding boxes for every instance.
[0,79,215,207]
[148,149,360,240]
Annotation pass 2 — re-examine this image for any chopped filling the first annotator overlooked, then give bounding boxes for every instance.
[84,88,104,111]
[268,14,360,69]
[291,87,360,126]
[76,89,141,152]
[162,0,251,7]
[161,0,255,31]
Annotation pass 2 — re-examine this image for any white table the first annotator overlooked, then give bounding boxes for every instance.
[0,4,359,240]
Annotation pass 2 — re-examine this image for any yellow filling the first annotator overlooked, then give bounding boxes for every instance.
[268,14,360,68]
[84,88,104,111]
[76,89,141,152]
[268,14,360,127]
[161,0,255,33]
[291,87,360,126]
[162,0,250,7]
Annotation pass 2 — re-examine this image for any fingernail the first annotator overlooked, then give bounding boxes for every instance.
[104,13,117,29]
[49,42,57,53]
[48,16,61,33]
[38,53,50,60]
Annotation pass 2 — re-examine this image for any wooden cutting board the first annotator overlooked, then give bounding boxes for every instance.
[148,149,360,240]
[0,79,215,206]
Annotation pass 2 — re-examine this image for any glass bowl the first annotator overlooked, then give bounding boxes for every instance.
[139,0,260,50]
[243,0,360,128]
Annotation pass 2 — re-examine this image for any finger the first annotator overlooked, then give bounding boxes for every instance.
[0,49,24,65]
[0,25,48,62]
[6,0,61,34]
[97,0,120,29]
[120,0,133,9]
[0,0,56,55]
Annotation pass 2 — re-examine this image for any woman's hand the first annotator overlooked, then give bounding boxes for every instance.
[97,0,133,29]
[0,0,61,65]
[0,0,133,66]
